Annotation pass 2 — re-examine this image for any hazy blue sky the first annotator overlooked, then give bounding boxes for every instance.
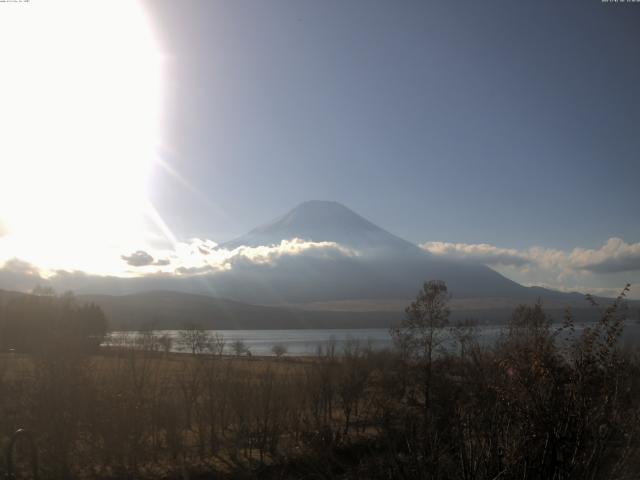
[0,0,639,298]
[145,0,639,250]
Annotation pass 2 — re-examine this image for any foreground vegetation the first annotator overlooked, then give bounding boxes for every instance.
[0,282,639,479]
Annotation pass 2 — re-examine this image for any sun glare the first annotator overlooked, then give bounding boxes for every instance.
[0,0,163,275]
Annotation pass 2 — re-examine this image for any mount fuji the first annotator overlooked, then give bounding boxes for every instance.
[4,200,604,329]
[223,200,422,255]
[215,200,572,303]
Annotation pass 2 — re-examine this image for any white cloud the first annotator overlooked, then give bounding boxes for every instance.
[139,237,357,276]
[227,238,356,265]
[421,238,640,274]
[568,237,640,273]
[2,234,638,300]
[421,241,530,267]
[420,238,640,299]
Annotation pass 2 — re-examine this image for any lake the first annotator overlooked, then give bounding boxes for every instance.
[107,323,640,356]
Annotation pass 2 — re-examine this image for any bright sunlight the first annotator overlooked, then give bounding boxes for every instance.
[0,0,163,275]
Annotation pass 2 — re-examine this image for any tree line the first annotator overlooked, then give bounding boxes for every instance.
[0,288,108,353]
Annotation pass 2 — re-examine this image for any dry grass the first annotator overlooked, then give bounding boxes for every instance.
[1,291,640,479]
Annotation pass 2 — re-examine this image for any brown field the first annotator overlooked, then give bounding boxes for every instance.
[2,297,640,479]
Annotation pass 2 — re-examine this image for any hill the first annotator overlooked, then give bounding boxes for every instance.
[77,290,398,330]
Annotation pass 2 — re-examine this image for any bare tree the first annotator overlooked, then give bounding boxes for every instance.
[449,318,478,360]
[179,323,212,355]
[157,334,173,354]
[271,344,287,359]
[391,280,450,411]
[231,339,247,357]
[31,284,56,297]
[208,333,226,356]
[137,328,159,352]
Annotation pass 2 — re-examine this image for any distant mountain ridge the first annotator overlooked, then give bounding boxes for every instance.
[2,288,632,331]
[76,290,633,330]
[76,290,398,330]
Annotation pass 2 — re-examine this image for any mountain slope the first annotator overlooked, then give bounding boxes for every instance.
[78,290,398,330]
[78,291,622,330]
[3,289,627,331]
[223,200,423,255]
[221,200,546,302]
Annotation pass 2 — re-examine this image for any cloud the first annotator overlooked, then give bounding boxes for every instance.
[421,238,640,274]
[172,238,356,274]
[1,258,42,277]
[569,238,640,273]
[0,238,363,303]
[0,258,45,292]
[3,235,638,301]
[121,250,154,267]
[421,241,530,267]
[175,265,215,275]
[225,238,355,266]
[419,238,640,299]
[118,238,356,277]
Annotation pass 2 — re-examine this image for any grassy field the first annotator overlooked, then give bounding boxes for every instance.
[0,347,378,479]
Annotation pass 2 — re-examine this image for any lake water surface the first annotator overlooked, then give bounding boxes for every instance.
[109,323,640,356]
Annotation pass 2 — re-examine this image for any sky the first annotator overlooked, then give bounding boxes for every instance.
[0,0,639,298]
[145,0,640,249]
